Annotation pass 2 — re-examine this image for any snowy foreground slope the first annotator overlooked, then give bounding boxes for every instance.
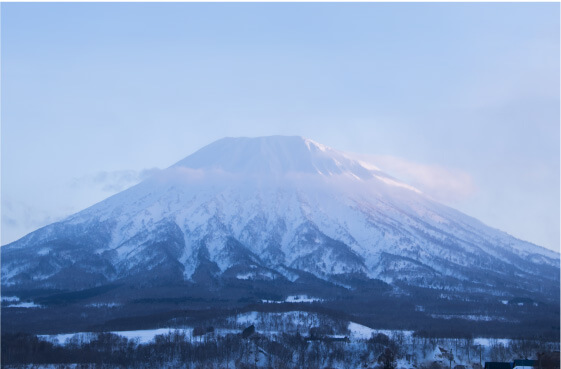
[1,136,559,336]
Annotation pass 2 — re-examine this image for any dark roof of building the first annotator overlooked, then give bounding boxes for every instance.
[514,360,537,367]
[485,362,513,369]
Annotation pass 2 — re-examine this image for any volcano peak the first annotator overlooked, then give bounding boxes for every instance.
[172,135,375,179]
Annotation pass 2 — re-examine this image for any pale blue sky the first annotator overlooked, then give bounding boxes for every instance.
[2,3,559,251]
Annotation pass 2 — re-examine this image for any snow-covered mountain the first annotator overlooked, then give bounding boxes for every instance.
[2,136,559,300]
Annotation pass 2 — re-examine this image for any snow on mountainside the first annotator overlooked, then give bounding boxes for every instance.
[2,136,559,294]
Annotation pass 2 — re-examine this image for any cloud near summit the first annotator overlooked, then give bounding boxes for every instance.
[72,168,161,192]
[72,157,475,206]
[347,153,477,205]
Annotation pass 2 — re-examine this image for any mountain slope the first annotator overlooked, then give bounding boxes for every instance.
[2,136,559,335]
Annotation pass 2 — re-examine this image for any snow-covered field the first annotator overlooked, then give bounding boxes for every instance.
[1,295,43,308]
[1,296,20,302]
[346,322,414,341]
[285,295,324,303]
[86,302,121,308]
[38,310,515,352]
[41,328,189,345]
[39,316,385,346]
[5,301,42,308]
[260,294,325,304]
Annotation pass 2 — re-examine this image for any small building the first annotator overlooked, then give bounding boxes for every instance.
[485,362,513,369]
[513,359,537,369]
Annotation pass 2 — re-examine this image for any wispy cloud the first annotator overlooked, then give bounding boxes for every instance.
[348,153,477,205]
[72,168,160,192]
[1,199,64,245]
[2,168,161,245]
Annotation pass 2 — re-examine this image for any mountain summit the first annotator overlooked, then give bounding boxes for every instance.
[2,136,559,335]
[173,136,378,179]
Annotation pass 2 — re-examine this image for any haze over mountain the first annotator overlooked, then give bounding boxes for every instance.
[2,136,559,336]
